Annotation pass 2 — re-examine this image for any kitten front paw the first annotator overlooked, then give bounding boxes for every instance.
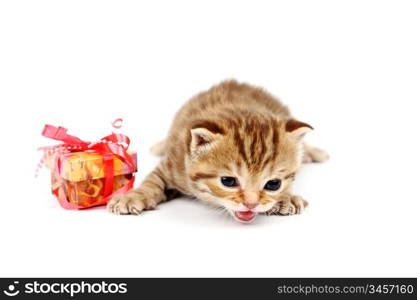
[107,190,156,215]
[266,194,308,216]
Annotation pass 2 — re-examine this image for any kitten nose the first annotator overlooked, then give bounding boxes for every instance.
[243,200,258,209]
[243,191,259,209]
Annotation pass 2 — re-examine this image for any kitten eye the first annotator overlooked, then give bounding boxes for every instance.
[220,176,239,187]
[264,179,281,191]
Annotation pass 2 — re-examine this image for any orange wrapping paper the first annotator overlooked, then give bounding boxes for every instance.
[47,151,137,208]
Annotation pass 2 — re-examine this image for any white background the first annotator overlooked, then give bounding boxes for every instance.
[1,0,416,277]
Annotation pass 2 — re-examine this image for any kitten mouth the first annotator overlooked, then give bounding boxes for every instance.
[233,210,256,223]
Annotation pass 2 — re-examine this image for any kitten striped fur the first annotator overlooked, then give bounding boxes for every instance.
[108,80,328,222]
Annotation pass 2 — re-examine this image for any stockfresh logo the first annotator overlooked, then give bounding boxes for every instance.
[2,280,128,297]
[3,281,20,297]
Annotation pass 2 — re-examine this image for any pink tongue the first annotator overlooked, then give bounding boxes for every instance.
[235,210,256,222]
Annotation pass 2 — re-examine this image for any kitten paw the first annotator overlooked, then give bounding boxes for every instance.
[107,190,157,215]
[303,145,329,163]
[266,195,308,216]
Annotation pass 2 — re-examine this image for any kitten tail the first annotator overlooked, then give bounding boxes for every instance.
[150,139,167,156]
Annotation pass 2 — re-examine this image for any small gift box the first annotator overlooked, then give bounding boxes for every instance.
[39,124,137,209]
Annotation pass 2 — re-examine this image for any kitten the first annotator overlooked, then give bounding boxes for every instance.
[108,80,328,223]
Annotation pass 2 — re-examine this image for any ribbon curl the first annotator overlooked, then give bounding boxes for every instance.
[38,121,136,209]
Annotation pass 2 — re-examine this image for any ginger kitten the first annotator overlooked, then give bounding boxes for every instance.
[108,80,328,223]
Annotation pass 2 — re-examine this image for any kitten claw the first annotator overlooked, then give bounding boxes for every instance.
[131,207,142,215]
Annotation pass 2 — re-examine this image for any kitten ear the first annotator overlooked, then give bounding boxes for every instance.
[285,119,313,140]
[190,126,223,155]
[191,128,216,146]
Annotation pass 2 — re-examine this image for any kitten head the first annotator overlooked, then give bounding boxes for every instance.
[187,115,312,223]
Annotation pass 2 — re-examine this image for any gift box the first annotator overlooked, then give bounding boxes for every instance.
[39,124,137,209]
[48,151,137,208]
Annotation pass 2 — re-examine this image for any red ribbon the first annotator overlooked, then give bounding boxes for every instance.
[40,124,136,209]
